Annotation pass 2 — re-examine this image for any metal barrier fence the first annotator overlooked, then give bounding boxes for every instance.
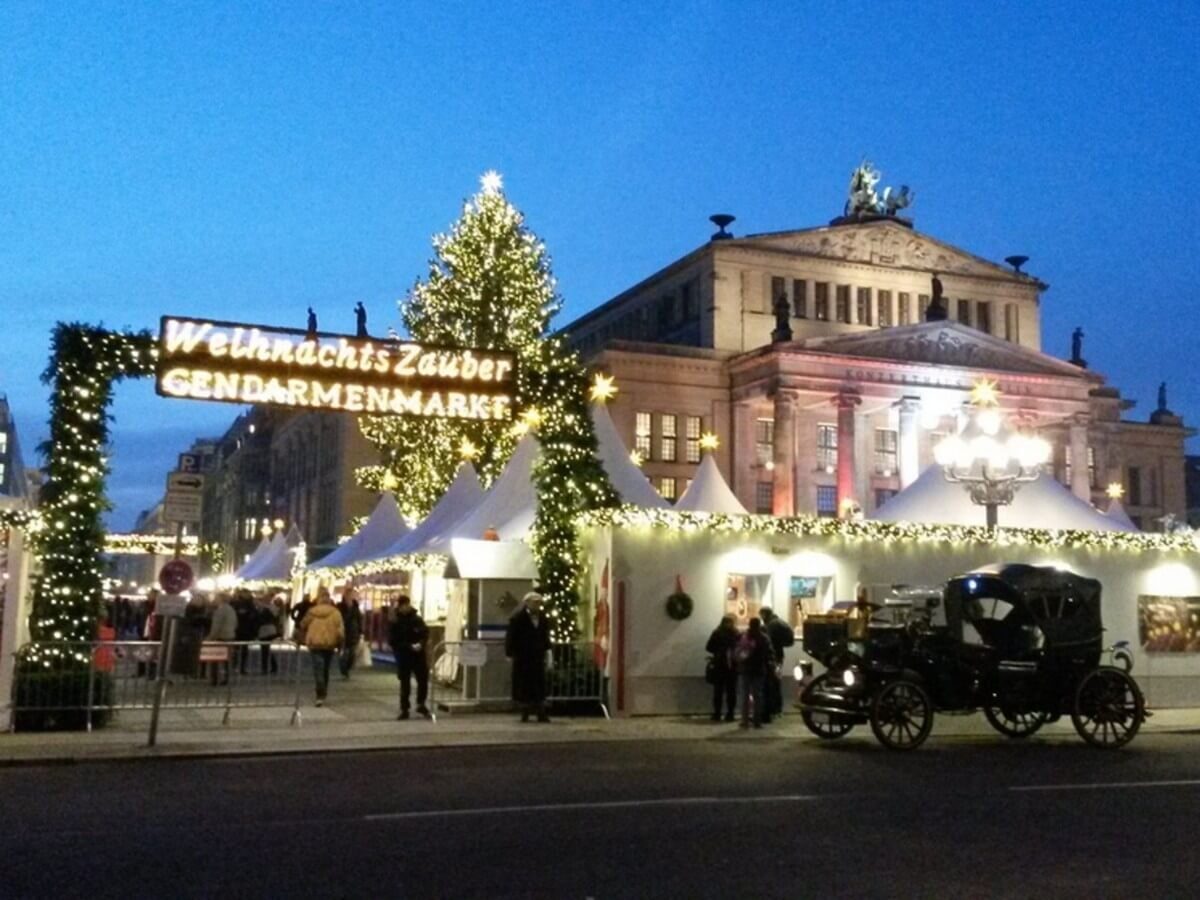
[429,639,609,718]
[9,640,309,734]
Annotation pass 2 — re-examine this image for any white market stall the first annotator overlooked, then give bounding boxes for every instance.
[674,453,748,515]
[307,493,409,573]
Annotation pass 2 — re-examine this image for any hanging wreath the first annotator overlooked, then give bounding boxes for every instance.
[665,574,693,621]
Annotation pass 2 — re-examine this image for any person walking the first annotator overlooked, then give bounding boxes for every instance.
[337,586,364,679]
[705,615,739,722]
[207,593,238,686]
[255,594,281,675]
[506,591,552,723]
[233,590,258,674]
[736,617,773,729]
[387,594,430,720]
[759,607,796,723]
[298,591,344,707]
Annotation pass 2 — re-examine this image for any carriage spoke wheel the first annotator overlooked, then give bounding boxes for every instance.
[984,705,1048,739]
[1071,667,1144,750]
[870,680,933,751]
[800,675,855,740]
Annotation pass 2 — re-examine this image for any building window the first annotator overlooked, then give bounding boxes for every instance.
[1064,445,1072,486]
[836,285,851,323]
[899,292,911,325]
[660,414,677,462]
[753,482,773,514]
[878,290,893,327]
[1127,466,1142,506]
[755,418,775,467]
[814,282,830,321]
[792,279,807,318]
[770,276,786,313]
[817,424,837,472]
[875,488,897,509]
[635,412,652,460]
[874,429,898,476]
[685,415,703,463]
[0,432,7,454]
[658,477,677,501]
[1149,468,1159,506]
[1005,304,1019,342]
[816,485,838,517]
[957,299,971,325]
[976,301,992,335]
[856,287,872,325]
[1088,447,1097,488]
[918,294,930,322]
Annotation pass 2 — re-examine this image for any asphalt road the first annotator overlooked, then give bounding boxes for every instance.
[4,729,1200,899]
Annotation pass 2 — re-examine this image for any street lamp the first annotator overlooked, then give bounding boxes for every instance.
[933,379,1052,529]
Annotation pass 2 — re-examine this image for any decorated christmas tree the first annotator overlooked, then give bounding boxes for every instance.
[359,172,618,640]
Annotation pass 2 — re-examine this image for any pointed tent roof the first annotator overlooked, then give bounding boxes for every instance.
[374,461,485,559]
[590,403,669,508]
[675,454,747,514]
[449,434,540,543]
[309,493,409,571]
[234,535,272,579]
[238,533,289,581]
[284,524,304,548]
[873,465,1134,532]
[1106,497,1140,531]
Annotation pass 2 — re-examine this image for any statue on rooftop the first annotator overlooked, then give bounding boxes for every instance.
[771,290,793,343]
[354,301,368,338]
[843,160,914,219]
[925,273,948,321]
[306,307,318,337]
[1070,327,1086,367]
[1158,381,1168,413]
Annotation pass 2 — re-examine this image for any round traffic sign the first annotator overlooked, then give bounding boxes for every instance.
[159,559,195,594]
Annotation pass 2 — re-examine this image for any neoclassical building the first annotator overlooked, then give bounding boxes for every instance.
[565,207,1190,529]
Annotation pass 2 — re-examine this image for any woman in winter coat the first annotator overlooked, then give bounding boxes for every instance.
[299,591,345,706]
[736,617,774,729]
[705,615,739,722]
[505,592,552,723]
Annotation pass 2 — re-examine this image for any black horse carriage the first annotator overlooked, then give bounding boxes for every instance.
[797,564,1145,750]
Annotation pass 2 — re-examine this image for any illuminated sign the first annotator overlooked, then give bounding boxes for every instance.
[155,316,516,419]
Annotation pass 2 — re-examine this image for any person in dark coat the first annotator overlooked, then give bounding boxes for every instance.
[736,617,774,729]
[233,590,258,674]
[705,615,739,722]
[506,591,552,723]
[759,607,796,722]
[337,587,364,678]
[387,594,430,720]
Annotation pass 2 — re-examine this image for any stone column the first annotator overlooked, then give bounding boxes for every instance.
[1069,413,1090,502]
[835,393,861,515]
[732,400,757,509]
[897,396,921,489]
[772,391,797,516]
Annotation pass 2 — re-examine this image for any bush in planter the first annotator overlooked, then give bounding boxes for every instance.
[13,666,114,732]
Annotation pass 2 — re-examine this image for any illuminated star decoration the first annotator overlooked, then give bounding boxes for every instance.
[969,378,1000,407]
[589,372,618,403]
[1106,482,1125,500]
[629,450,644,468]
[459,438,481,460]
[522,407,543,428]
[381,470,400,492]
[699,432,720,452]
[480,170,504,195]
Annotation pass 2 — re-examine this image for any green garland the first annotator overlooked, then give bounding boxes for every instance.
[579,506,1200,554]
[28,324,156,663]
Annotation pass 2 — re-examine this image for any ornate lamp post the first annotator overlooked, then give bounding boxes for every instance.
[933,379,1052,530]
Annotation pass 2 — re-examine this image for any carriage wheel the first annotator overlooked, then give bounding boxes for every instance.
[870,679,933,751]
[1071,667,1144,750]
[800,675,855,740]
[983,705,1048,739]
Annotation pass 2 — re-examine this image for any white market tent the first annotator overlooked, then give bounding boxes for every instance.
[450,434,540,543]
[308,493,409,571]
[675,453,748,514]
[873,465,1135,532]
[234,535,272,580]
[590,403,670,509]
[237,532,289,581]
[374,462,486,559]
[1106,497,1140,531]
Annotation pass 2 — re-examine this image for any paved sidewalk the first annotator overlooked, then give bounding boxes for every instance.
[4,668,1199,765]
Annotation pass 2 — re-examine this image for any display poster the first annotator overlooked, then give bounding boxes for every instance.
[788,576,820,626]
[1138,595,1200,653]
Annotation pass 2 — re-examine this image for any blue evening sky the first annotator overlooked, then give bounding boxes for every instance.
[1,1,1197,528]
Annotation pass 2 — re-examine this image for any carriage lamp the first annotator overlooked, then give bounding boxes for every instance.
[933,380,1052,530]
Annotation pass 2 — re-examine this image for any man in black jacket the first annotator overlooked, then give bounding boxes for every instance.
[506,592,552,723]
[705,615,739,722]
[759,607,796,722]
[388,595,430,720]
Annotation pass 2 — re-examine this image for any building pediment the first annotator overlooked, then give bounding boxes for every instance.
[797,322,1093,378]
[735,221,1040,285]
